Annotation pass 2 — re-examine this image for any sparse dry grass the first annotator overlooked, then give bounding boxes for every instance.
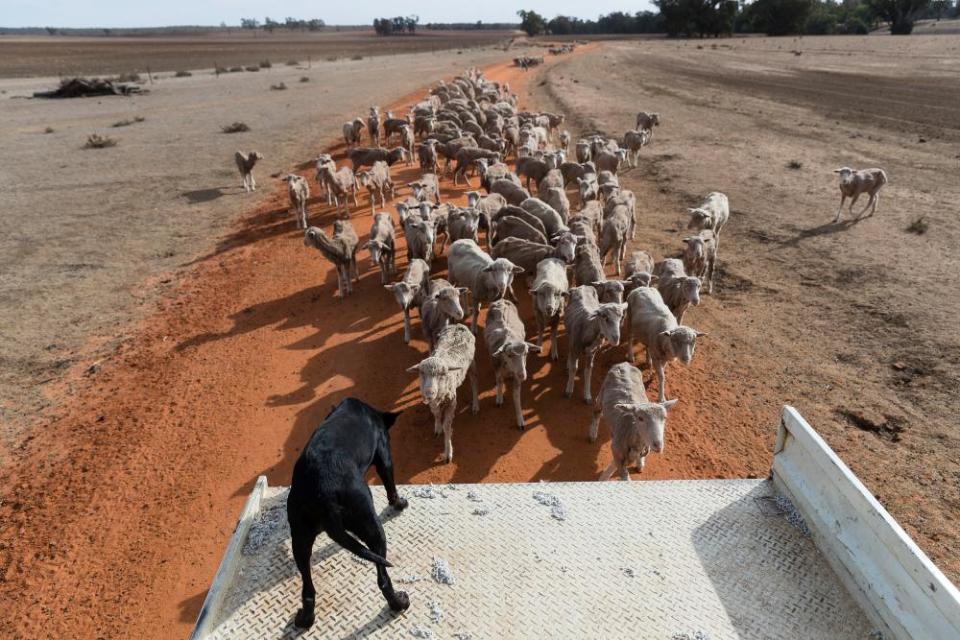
[83,133,117,149]
[221,121,250,133]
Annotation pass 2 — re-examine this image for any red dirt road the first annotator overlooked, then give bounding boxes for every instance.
[0,46,769,640]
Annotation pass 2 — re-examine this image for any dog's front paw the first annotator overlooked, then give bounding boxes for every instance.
[389,590,410,612]
[294,607,316,629]
[391,496,409,511]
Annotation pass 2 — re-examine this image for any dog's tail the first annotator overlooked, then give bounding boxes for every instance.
[324,512,393,567]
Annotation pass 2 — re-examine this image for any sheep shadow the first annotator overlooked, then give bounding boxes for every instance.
[181,186,230,204]
[779,217,862,248]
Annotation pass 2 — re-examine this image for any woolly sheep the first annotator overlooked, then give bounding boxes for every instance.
[687,192,729,249]
[599,204,630,276]
[448,239,522,334]
[589,362,677,481]
[348,146,408,171]
[342,118,365,148]
[833,167,888,222]
[655,258,702,324]
[367,212,396,284]
[530,257,569,361]
[284,174,311,229]
[356,161,395,214]
[408,323,479,464]
[520,198,567,237]
[682,230,718,295]
[490,234,577,275]
[235,150,263,192]
[419,278,467,352]
[635,111,660,132]
[386,258,431,343]
[303,221,359,300]
[484,299,538,430]
[626,286,706,403]
[563,285,628,403]
[314,153,336,205]
[490,178,530,206]
[316,165,360,218]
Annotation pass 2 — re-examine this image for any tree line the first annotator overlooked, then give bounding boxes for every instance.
[373,16,420,35]
[240,17,325,32]
[518,0,959,37]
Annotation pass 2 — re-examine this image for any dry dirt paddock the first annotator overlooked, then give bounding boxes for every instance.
[0,34,959,640]
[535,34,960,578]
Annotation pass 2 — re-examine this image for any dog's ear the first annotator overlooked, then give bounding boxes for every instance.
[381,410,403,430]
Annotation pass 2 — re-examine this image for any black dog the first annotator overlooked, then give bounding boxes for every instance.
[287,397,410,629]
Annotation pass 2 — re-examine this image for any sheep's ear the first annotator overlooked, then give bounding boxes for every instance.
[662,399,679,411]
[446,366,463,372]
[591,281,605,287]
[524,342,540,351]
[492,345,506,357]
[681,237,692,244]
[695,331,708,338]
[833,168,843,173]
[649,275,660,285]
[456,287,469,294]
[381,410,403,429]
[529,284,542,294]
[512,265,525,274]
[406,363,421,372]
[614,403,636,413]
[482,264,495,272]
[384,284,395,291]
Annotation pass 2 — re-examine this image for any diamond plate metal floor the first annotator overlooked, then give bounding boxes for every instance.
[204,480,875,640]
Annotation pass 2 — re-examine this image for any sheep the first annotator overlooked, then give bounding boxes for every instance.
[687,192,730,249]
[573,241,604,286]
[520,198,567,237]
[314,154,336,204]
[408,323,479,464]
[367,212,396,284]
[576,200,603,237]
[530,257,569,360]
[635,111,661,132]
[568,216,597,246]
[409,173,441,205]
[537,169,564,194]
[624,250,657,293]
[593,280,626,305]
[577,176,599,208]
[400,209,438,267]
[491,234,577,275]
[563,285,628,403]
[417,140,439,175]
[515,156,551,193]
[491,215,549,246]
[304,221,359,300]
[575,140,592,164]
[603,189,637,240]
[560,161,594,187]
[399,125,416,165]
[623,129,651,168]
[284,174,310,229]
[491,205,547,236]
[599,204,631,276]
[466,191,506,249]
[316,165,360,218]
[478,161,516,191]
[342,118,365,148]
[234,150,263,192]
[453,148,501,186]
[595,149,628,175]
[348,147,408,171]
[356,161,395,214]
[654,259,702,324]
[367,107,381,147]
[833,167,888,222]
[588,362,677,481]
[386,258,431,343]
[447,207,481,244]
[626,286,706,403]
[559,130,571,151]
[384,116,412,143]
[448,239,523,334]
[682,230,718,295]
[484,299,538,430]
[419,278,467,352]
[542,187,571,223]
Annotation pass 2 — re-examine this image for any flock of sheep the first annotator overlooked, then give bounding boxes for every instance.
[232,64,887,481]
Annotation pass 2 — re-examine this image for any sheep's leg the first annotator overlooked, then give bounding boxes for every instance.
[856,194,876,219]
[431,403,443,436]
[871,191,881,216]
[494,368,504,407]
[351,257,359,285]
[536,316,545,355]
[402,308,411,344]
[564,350,578,398]
[469,360,480,415]
[470,302,480,334]
[550,317,560,361]
[512,378,524,430]
[442,401,456,463]
[834,194,846,222]
[336,267,345,301]
[506,284,519,303]
[618,463,631,482]
[656,362,667,403]
[588,399,601,443]
[598,459,617,481]
[251,175,257,191]
[848,192,860,215]
[707,256,716,295]
[582,347,597,404]
[629,326,636,365]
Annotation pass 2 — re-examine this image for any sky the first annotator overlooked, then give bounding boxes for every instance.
[3,1,657,28]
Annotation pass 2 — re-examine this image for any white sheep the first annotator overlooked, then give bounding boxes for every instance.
[386,258,431,343]
[419,278,467,352]
[563,285,628,403]
[589,362,677,481]
[408,323,479,464]
[448,239,522,334]
[484,299,538,430]
[234,150,263,192]
[626,286,706,403]
[367,212,396,284]
[833,167,888,222]
[530,257,569,361]
[687,192,729,249]
[303,221,359,300]
[283,174,310,229]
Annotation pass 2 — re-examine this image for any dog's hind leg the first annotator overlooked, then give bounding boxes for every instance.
[348,497,410,613]
[289,520,318,629]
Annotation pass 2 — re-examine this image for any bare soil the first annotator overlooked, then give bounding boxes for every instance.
[0,30,517,78]
[534,35,960,580]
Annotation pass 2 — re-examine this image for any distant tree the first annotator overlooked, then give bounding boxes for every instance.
[406,15,420,34]
[517,10,547,35]
[865,0,929,32]
[240,18,259,29]
[548,15,575,34]
[307,19,325,31]
[929,0,949,17]
[264,17,279,33]
[655,0,734,37]
[45,27,59,36]
[747,0,815,34]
